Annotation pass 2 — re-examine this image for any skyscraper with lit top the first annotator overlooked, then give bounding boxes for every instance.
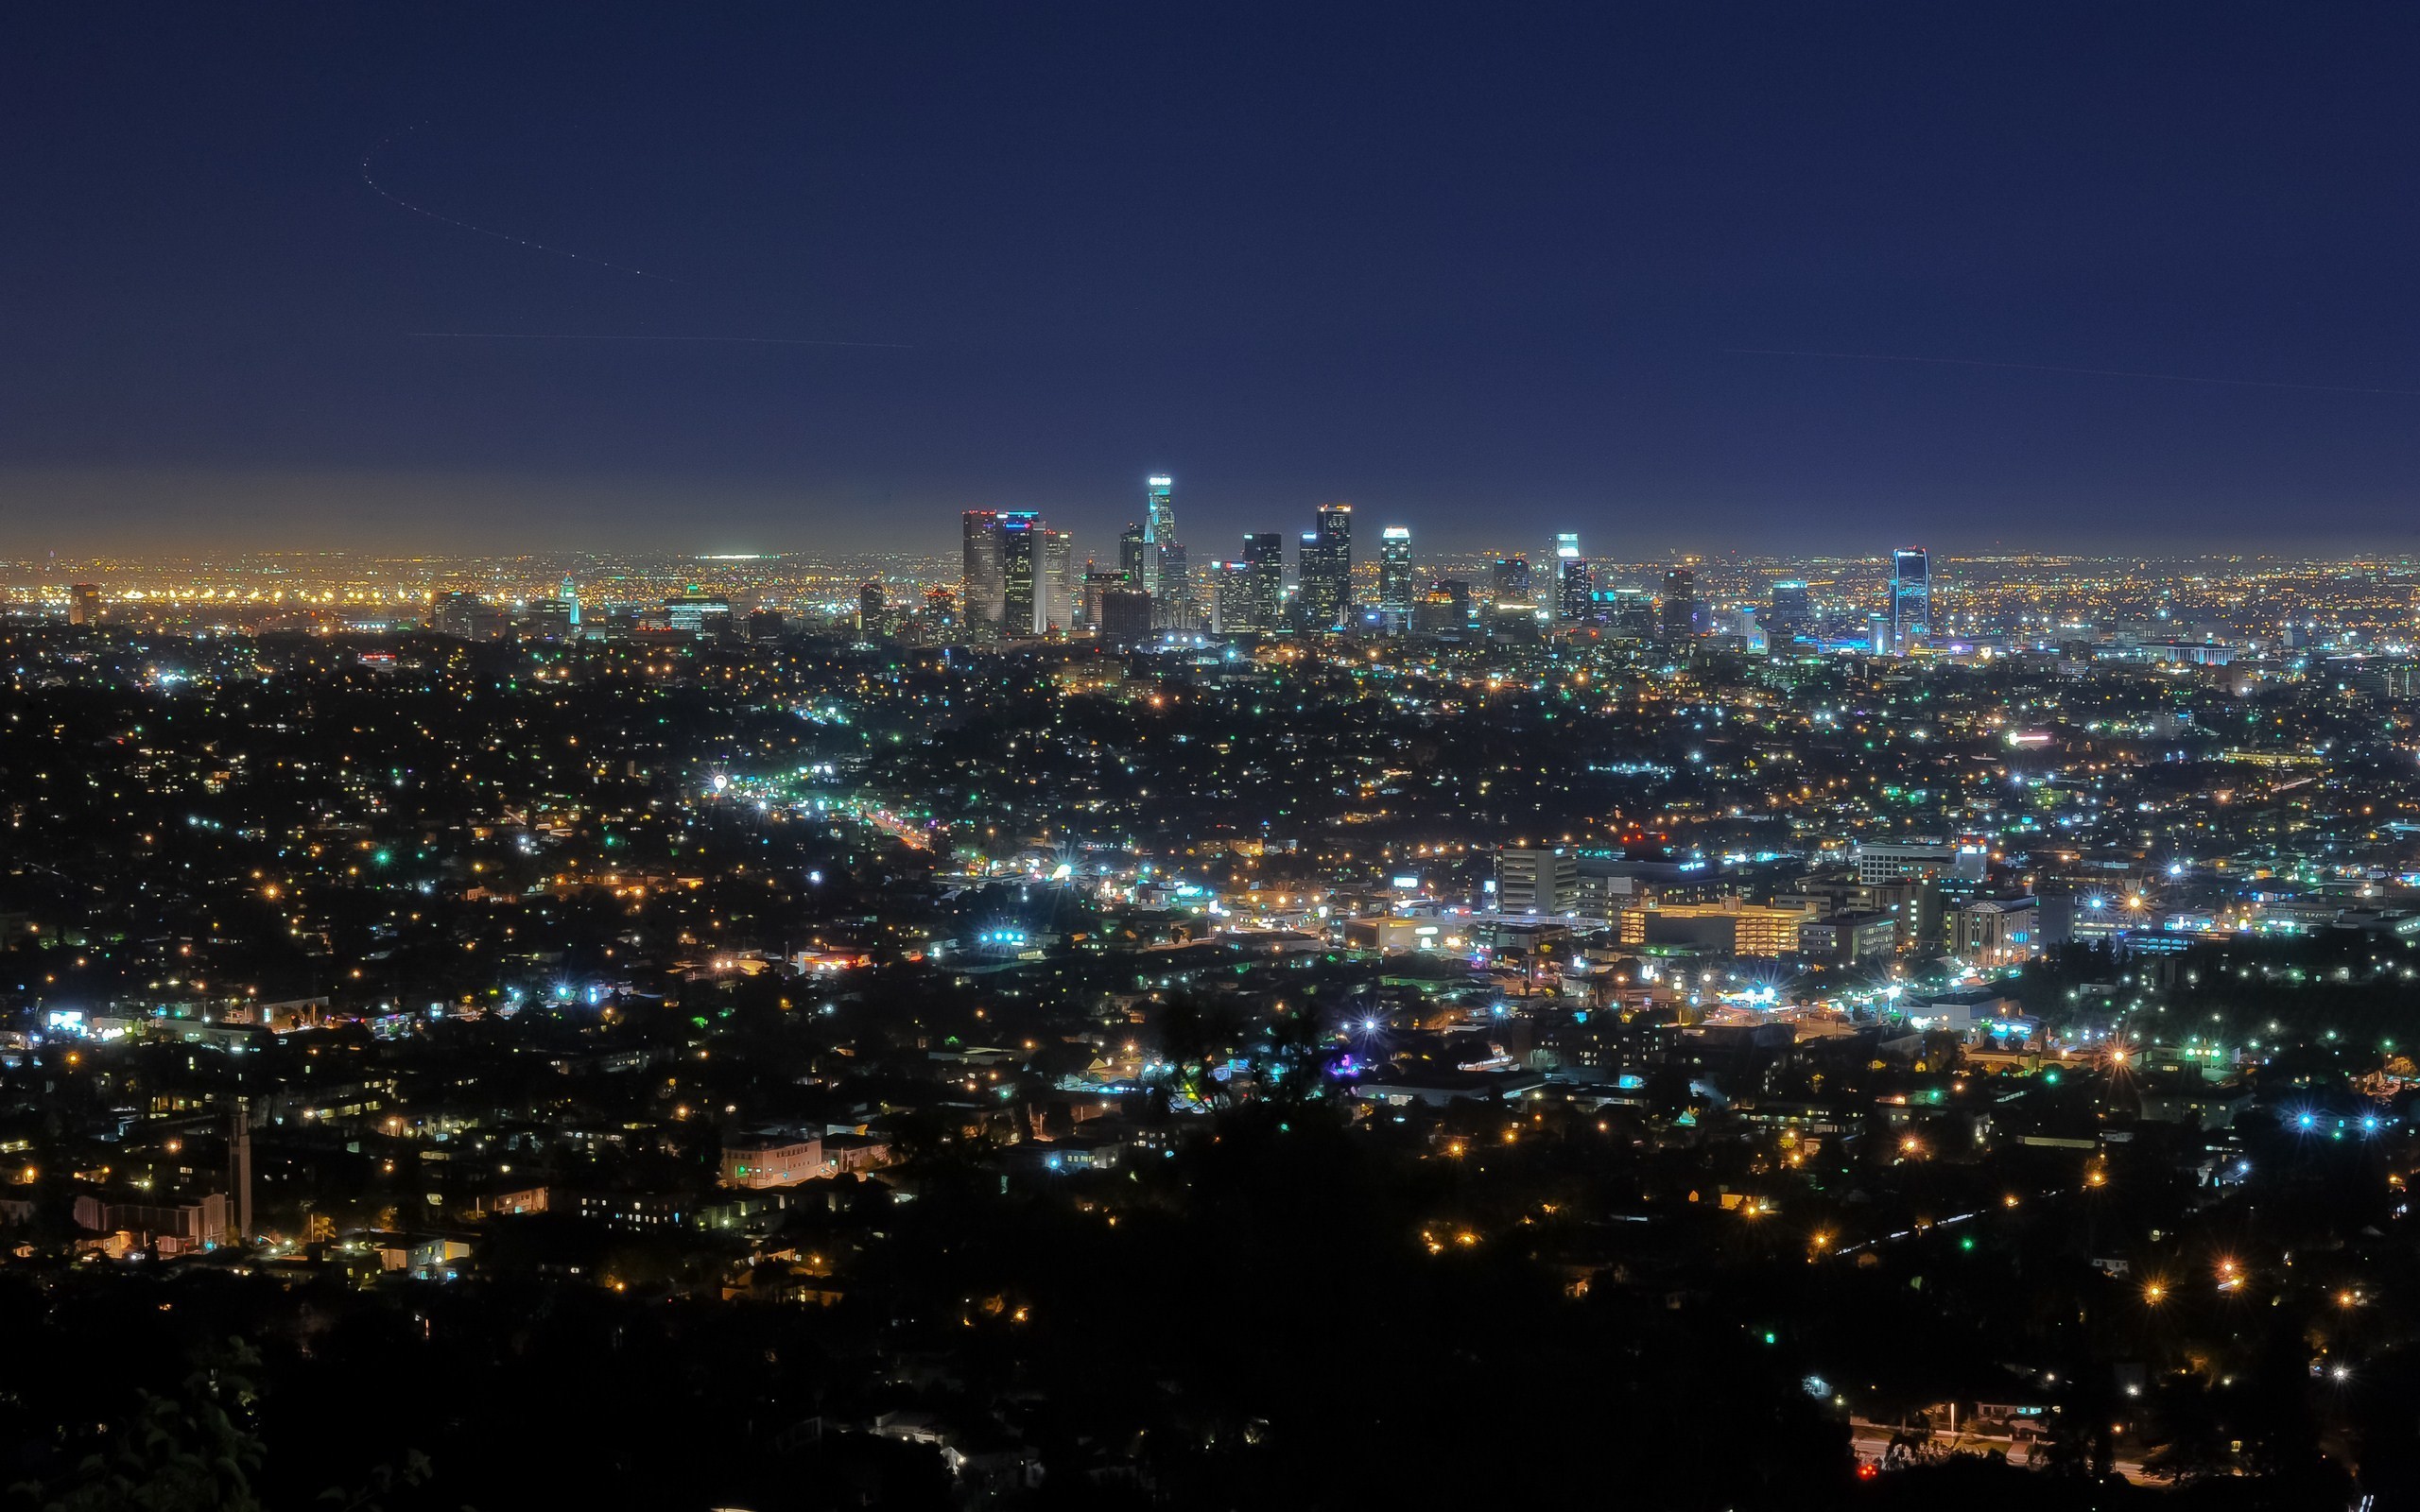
[1379,526,1413,615]
[1298,504,1353,629]
[1892,547,1930,649]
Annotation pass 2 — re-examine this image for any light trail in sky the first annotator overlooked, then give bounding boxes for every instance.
[1723,348,2420,398]
[408,332,912,349]
[361,125,683,284]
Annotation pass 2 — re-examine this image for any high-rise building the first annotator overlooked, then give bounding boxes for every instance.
[433,591,504,640]
[1211,561,1256,633]
[1609,589,1656,641]
[66,583,101,627]
[1555,535,1592,623]
[1892,547,1930,649]
[1298,504,1353,629]
[1491,557,1531,602]
[560,574,580,628]
[1658,568,1697,644]
[1497,847,1579,916]
[1098,590,1153,647]
[1378,526,1414,615]
[1767,579,1810,639]
[858,581,886,635]
[961,511,1007,637]
[1156,541,1191,628]
[1243,532,1284,631]
[1000,511,1040,638]
[1411,578,1474,640]
[1118,523,1148,588]
[1080,569,1126,632]
[1043,528,1076,634]
[1143,474,1175,595]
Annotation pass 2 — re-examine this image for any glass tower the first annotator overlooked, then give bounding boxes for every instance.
[1892,547,1930,649]
[1143,475,1175,595]
[999,511,1039,637]
[1299,504,1353,629]
[1379,526,1413,614]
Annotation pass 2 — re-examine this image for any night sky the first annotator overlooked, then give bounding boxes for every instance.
[5,5,2418,556]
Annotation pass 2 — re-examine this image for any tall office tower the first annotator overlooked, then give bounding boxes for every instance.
[1143,474,1175,595]
[1658,568,1697,644]
[1555,535,1592,622]
[1767,578,1810,638]
[1297,504,1353,629]
[1866,612,1893,655]
[1417,580,1478,638]
[1080,569,1126,631]
[961,510,1007,636]
[1610,588,1657,640]
[1496,847,1579,916]
[1892,547,1930,649]
[858,581,886,634]
[999,511,1040,638]
[1378,526,1414,614]
[1118,523,1148,587]
[1043,528,1076,634]
[922,585,958,635]
[1243,532,1285,630]
[560,574,580,628]
[1491,556,1531,602]
[1156,541,1191,628]
[66,583,101,626]
[1212,561,1256,632]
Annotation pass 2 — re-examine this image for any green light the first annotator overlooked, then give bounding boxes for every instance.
[1763,1332,1777,1345]
[1961,1236,1975,1251]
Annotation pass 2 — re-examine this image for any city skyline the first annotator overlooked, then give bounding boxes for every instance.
[11,6,2420,1505]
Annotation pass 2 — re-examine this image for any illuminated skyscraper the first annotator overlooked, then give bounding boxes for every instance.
[1766,579,1809,638]
[1658,568,1696,644]
[1892,547,1930,649]
[67,583,101,627]
[1491,556,1530,602]
[999,511,1040,638]
[1156,541,1191,628]
[560,574,580,628]
[1298,504,1353,629]
[1211,561,1255,632]
[1043,528,1076,634]
[1080,569,1125,631]
[1555,534,1591,622]
[1243,533,1284,630]
[961,510,1006,636]
[1118,523,1148,586]
[1378,526,1413,614]
[1141,474,1176,595]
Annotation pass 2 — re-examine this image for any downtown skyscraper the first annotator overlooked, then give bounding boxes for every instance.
[1242,532,1284,631]
[1892,546,1930,649]
[1297,504,1353,630]
[1379,525,1414,616]
[961,508,1063,637]
[1142,474,1175,596]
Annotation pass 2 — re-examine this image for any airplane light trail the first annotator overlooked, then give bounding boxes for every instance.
[1723,348,2420,398]
[407,332,912,349]
[362,126,683,284]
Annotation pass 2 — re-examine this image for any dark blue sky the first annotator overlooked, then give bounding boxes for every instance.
[5,4,2418,555]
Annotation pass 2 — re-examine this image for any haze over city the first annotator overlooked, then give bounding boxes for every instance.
[6,4,2420,555]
